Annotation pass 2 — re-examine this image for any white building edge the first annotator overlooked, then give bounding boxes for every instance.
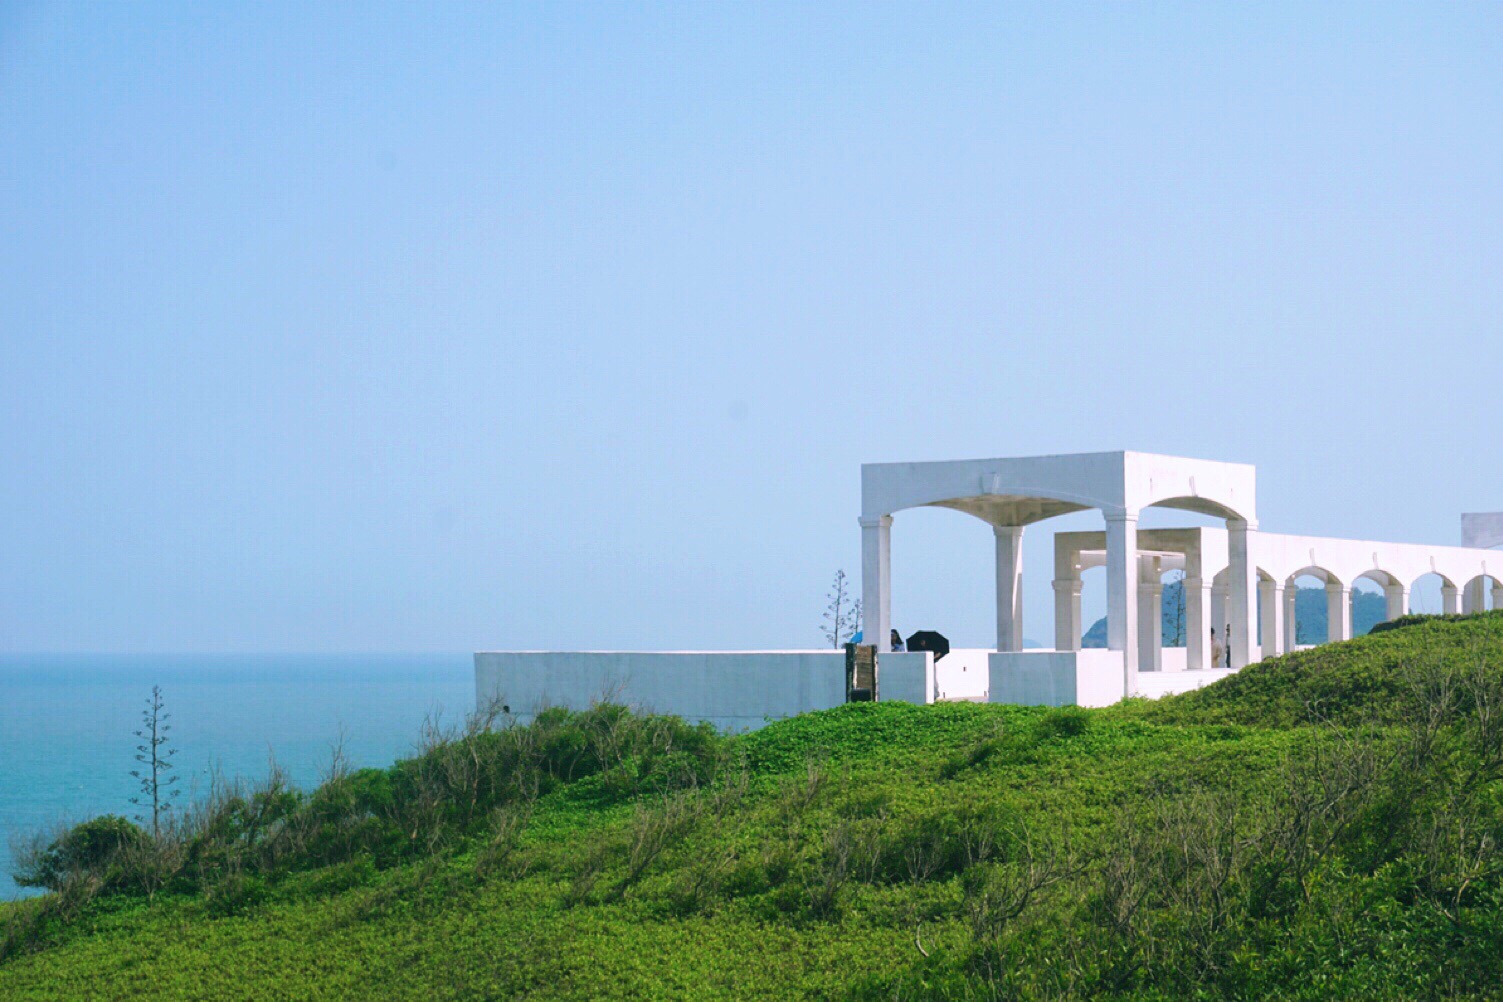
[478,451,1503,726]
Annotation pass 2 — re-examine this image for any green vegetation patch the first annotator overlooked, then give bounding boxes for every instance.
[6,614,1503,999]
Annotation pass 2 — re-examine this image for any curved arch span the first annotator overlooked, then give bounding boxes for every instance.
[1143,494,1248,523]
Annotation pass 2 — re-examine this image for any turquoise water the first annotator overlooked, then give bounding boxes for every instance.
[0,654,474,900]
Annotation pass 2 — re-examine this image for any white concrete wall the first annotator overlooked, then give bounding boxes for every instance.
[474,651,847,731]
[934,648,991,701]
[476,647,1232,720]
[988,649,1126,707]
[1135,668,1236,698]
[989,648,1222,707]
[1159,647,1188,673]
[1076,648,1130,706]
[876,651,934,705]
[989,651,1081,707]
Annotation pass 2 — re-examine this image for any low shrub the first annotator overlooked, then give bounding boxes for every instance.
[201,872,269,918]
[1039,705,1090,739]
[304,857,378,898]
[12,816,146,893]
[879,803,1015,884]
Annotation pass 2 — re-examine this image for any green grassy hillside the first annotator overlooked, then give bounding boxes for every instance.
[5,613,1503,1000]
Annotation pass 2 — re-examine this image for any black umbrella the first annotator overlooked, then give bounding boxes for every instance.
[906,630,950,660]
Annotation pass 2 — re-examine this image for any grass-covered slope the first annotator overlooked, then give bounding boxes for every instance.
[4,614,1503,1000]
[1157,609,1503,727]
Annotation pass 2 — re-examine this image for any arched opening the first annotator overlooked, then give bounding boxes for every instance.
[1079,565,1108,647]
[1410,572,1452,614]
[886,506,996,648]
[884,502,1138,653]
[1075,554,1192,657]
[1254,569,1279,659]
[1462,574,1501,613]
[1207,567,1229,665]
[1350,573,1390,637]
[1161,567,1186,647]
[1286,569,1340,646]
[893,505,1230,658]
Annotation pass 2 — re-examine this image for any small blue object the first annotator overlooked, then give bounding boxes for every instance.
[851,630,863,643]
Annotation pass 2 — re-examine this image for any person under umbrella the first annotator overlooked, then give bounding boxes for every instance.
[905,630,950,660]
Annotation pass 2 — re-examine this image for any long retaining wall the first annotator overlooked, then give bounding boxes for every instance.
[988,649,1127,707]
[876,651,933,705]
[1134,667,1236,698]
[987,650,1242,707]
[474,646,1243,725]
[474,650,936,731]
[934,648,991,701]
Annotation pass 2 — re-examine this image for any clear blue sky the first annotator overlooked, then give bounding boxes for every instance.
[2,2,1500,653]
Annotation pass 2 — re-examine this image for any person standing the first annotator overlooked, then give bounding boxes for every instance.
[890,629,906,652]
[1210,627,1225,669]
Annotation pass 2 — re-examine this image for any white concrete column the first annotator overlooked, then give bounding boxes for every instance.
[1053,578,1082,652]
[994,525,1025,652]
[1492,581,1502,612]
[1105,511,1139,698]
[860,515,892,653]
[1184,575,1213,670]
[1283,583,1298,651]
[1138,556,1163,672]
[1268,582,1292,654]
[1227,519,1256,669]
[1326,583,1351,642]
[1384,583,1407,623]
[1053,537,1083,652]
[1442,583,1460,615]
[1258,579,1279,658]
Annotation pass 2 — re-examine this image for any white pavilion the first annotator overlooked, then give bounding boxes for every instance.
[862,451,1503,706]
[476,451,1503,723]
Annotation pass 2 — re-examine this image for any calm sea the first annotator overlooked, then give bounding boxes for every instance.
[0,654,474,900]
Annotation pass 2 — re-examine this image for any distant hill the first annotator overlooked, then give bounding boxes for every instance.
[1294,586,1388,643]
[1082,578,1185,648]
[1083,582,1389,649]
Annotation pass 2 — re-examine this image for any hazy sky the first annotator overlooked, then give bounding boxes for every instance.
[3,2,1501,653]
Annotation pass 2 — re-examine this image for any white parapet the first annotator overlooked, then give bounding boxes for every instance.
[875,651,935,705]
[988,650,1123,708]
[933,648,992,702]
[1135,668,1236,698]
[988,649,1231,708]
[474,650,847,731]
[474,648,937,731]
